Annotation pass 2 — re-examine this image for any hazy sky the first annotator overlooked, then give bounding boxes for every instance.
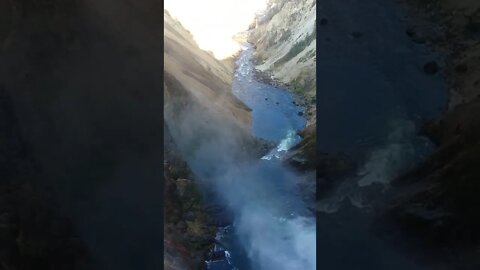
[165,0,267,59]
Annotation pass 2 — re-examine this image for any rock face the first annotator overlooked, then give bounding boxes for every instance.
[164,125,216,270]
[164,10,254,150]
[249,0,316,102]
[248,0,317,169]
[164,10,257,269]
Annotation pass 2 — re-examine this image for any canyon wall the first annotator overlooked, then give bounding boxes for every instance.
[249,0,316,103]
[164,10,257,269]
[164,11,252,131]
[248,0,316,168]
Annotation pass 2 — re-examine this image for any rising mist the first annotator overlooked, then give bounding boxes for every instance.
[164,76,316,269]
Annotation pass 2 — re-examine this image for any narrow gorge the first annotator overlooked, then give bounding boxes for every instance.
[164,1,317,269]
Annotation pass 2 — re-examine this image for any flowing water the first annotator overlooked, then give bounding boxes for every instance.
[232,44,306,142]
[203,44,315,270]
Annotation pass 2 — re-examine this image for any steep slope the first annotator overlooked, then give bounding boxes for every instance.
[164,9,258,173]
[164,10,257,269]
[164,124,215,270]
[249,0,316,102]
[248,0,316,169]
[164,11,252,131]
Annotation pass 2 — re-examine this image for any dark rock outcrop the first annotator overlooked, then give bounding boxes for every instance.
[163,123,222,270]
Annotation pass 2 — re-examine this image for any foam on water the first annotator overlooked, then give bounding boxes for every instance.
[200,43,313,270]
[262,129,302,160]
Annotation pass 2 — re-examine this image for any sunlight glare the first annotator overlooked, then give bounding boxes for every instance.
[165,0,268,59]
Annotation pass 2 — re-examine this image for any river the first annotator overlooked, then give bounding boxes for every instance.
[203,44,315,270]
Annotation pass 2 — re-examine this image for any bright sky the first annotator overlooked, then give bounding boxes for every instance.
[165,0,268,59]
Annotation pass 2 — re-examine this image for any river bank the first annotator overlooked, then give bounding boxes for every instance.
[246,0,316,127]
[243,0,317,173]
[199,43,316,270]
[164,9,316,269]
[250,61,317,170]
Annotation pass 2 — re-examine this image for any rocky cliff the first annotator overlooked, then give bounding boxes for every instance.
[249,0,316,104]
[164,10,252,132]
[248,0,316,169]
[164,10,256,269]
[164,123,215,270]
